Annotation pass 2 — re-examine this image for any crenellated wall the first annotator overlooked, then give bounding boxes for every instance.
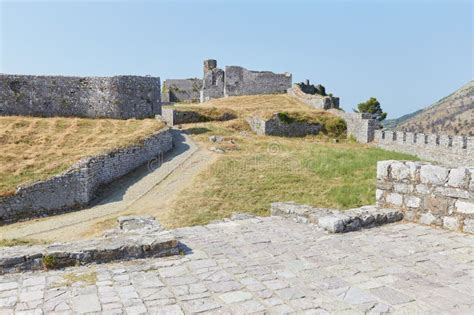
[375,130,474,167]
[376,160,474,234]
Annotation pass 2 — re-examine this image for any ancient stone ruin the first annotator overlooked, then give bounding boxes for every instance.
[246,113,322,137]
[287,79,340,110]
[162,59,292,103]
[0,74,162,119]
[376,160,474,233]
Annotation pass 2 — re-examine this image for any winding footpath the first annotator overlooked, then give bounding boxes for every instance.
[0,130,217,242]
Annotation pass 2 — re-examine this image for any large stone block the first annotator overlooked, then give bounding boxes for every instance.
[443,217,460,231]
[390,162,411,181]
[419,212,438,226]
[405,195,421,208]
[448,167,469,188]
[377,161,394,180]
[455,200,474,214]
[463,219,474,234]
[420,165,449,185]
[386,193,403,206]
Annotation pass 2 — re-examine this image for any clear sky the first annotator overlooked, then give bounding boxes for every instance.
[1,0,472,118]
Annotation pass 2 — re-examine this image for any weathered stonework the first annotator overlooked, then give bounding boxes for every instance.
[287,82,339,110]
[376,160,474,233]
[246,113,321,137]
[0,74,161,119]
[374,130,474,167]
[271,202,403,233]
[200,59,225,102]
[0,216,178,274]
[0,128,173,224]
[161,78,202,103]
[161,107,236,126]
[224,66,292,97]
[331,111,379,144]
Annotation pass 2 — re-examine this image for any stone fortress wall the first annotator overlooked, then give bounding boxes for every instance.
[287,80,340,110]
[0,74,162,119]
[162,59,292,103]
[374,130,474,167]
[161,78,202,103]
[376,160,474,234]
[224,66,292,97]
[0,129,173,224]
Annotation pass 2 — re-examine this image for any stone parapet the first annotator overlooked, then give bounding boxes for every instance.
[374,130,473,167]
[376,160,474,233]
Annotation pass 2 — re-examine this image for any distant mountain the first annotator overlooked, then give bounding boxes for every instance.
[383,81,474,136]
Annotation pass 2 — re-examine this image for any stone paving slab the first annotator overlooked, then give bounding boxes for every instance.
[0,217,473,314]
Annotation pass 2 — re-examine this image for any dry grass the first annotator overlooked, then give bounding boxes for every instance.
[0,116,165,195]
[0,238,46,247]
[175,94,313,116]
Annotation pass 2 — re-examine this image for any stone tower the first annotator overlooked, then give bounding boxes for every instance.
[200,59,225,103]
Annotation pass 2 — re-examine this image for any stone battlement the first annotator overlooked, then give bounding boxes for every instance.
[375,130,474,167]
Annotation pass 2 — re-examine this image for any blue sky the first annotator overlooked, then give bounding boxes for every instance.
[1,0,472,118]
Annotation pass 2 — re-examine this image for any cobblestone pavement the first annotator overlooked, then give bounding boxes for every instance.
[0,217,473,314]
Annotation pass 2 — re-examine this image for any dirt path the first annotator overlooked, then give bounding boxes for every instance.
[0,130,217,242]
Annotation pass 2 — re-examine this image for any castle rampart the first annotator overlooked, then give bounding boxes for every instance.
[375,130,474,167]
[224,66,292,97]
[0,74,161,119]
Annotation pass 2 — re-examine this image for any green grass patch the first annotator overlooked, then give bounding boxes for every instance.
[163,122,419,228]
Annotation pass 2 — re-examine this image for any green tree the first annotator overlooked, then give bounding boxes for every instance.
[355,97,387,121]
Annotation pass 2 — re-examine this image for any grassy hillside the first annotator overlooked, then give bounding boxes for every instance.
[387,81,474,136]
[161,95,419,227]
[0,117,165,196]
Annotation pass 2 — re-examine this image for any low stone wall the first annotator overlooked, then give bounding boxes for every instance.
[374,130,474,167]
[162,78,202,103]
[224,66,292,97]
[376,160,474,233]
[0,74,161,119]
[161,107,236,126]
[0,128,173,224]
[287,84,339,110]
[0,216,178,274]
[246,114,321,137]
[331,111,378,144]
[271,202,403,233]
